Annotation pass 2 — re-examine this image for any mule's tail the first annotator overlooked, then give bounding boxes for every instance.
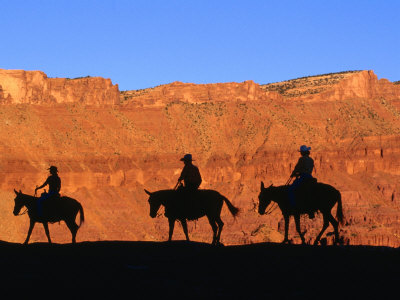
[78,202,85,227]
[222,195,240,218]
[336,191,344,225]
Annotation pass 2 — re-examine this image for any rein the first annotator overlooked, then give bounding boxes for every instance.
[156,203,165,218]
[17,208,28,216]
[264,202,278,215]
[16,191,37,216]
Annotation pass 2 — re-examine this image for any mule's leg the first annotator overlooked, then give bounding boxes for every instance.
[180,219,190,241]
[65,219,79,244]
[206,216,218,245]
[314,213,329,245]
[282,215,290,243]
[24,220,35,245]
[215,216,224,244]
[43,222,52,244]
[168,218,175,242]
[327,213,339,245]
[294,214,306,244]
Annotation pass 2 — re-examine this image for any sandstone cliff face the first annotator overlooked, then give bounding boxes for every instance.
[1,69,400,247]
[121,80,282,106]
[261,70,400,102]
[0,69,120,105]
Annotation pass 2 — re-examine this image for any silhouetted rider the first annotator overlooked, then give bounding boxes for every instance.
[291,145,314,179]
[35,166,61,216]
[177,154,202,219]
[178,154,202,191]
[288,145,315,217]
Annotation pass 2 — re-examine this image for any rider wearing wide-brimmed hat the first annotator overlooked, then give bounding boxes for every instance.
[35,166,62,216]
[177,154,202,191]
[176,154,202,220]
[35,166,61,197]
[288,145,315,217]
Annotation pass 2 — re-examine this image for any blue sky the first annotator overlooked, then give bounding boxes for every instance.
[0,0,399,90]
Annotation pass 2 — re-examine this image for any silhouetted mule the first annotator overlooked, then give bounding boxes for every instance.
[144,188,239,245]
[13,189,84,244]
[258,181,344,245]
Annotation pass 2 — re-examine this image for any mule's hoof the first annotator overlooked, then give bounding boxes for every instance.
[319,238,328,246]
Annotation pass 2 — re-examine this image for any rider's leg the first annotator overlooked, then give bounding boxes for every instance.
[288,178,301,207]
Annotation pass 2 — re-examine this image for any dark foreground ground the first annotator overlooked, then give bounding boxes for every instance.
[0,240,398,299]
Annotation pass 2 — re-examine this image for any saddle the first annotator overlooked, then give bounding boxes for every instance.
[175,188,203,220]
[295,178,318,218]
[37,192,62,219]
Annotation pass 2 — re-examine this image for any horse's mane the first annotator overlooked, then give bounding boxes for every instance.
[18,192,74,201]
[153,189,219,196]
[153,189,176,195]
[151,189,177,200]
[273,185,289,192]
[18,192,38,200]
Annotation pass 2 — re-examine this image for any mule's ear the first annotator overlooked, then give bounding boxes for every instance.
[261,181,265,189]
[14,189,18,195]
[269,184,273,188]
[144,189,152,196]
[19,190,22,193]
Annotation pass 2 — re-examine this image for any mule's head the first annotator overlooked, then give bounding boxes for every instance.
[258,182,273,215]
[144,189,162,218]
[13,189,25,216]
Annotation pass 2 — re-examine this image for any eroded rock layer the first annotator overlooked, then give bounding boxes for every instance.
[0,69,120,105]
[1,69,400,247]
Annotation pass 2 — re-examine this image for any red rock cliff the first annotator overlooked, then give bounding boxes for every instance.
[261,70,400,102]
[121,80,282,106]
[0,69,120,105]
[1,69,400,247]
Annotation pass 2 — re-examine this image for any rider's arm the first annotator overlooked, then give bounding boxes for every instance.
[197,167,202,185]
[178,166,187,182]
[35,178,49,191]
[291,158,303,177]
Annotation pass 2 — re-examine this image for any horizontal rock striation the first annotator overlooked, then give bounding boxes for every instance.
[1,69,400,247]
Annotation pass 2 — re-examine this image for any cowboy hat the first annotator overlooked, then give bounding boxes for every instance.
[48,166,58,172]
[180,154,194,161]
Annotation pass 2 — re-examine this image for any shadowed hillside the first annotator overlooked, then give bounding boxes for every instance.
[0,241,398,298]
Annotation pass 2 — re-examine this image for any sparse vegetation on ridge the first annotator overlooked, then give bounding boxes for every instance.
[119,84,168,103]
[260,70,363,97]
[262,70,363,86]
[66,75,92,80]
